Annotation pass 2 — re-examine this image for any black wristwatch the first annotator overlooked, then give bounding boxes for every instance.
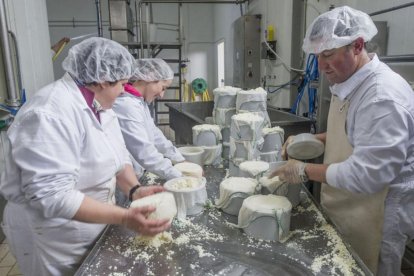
[128,184,141,202]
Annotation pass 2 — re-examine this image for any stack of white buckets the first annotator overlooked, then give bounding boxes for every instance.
[259,126,285,163]
[212,86,278,175]
[191,124,222,166]
[236,87,271,127]
[212,86,241,159]
[229,112,265,176]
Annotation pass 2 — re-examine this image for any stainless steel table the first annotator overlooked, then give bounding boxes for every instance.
[75,165,372,276]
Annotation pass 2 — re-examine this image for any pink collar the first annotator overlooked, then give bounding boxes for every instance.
[78,86,100,122]
[123,83,142,97]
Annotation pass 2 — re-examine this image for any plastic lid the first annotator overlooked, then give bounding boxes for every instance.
[287,134,324,160]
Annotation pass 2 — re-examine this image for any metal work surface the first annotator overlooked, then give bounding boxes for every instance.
[166,101,312,144]
[266,106,312,140]
[165,101,214,144]
[76,166,371,276]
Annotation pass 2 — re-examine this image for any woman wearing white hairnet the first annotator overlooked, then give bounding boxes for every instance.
[271,6,414,275]
[0,38,171,275]
[113,58,185,180]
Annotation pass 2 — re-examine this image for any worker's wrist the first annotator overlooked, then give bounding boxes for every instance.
[121,208,130,228]
[128,184,141,202]
[299,163,309,183]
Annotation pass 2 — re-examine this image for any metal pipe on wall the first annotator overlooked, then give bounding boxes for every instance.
[134,0,139,54]
[141,0,246,3]
[379,55,414,63]
[369,2,414,62]
[8,30,22,94]
[49,20,110,23]
[49,24,110,28]
[146,4,150,57]
[139,1,144,58]
[289,0,305,108]
[95,0,103,37]
[369,2,414,16]
[0,0,19,107]
[178,3,182,45]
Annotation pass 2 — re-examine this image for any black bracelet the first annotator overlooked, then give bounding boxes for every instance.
[128,184,141,202]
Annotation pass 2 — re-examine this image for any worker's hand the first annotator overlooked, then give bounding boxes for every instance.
[133,185,165,201]
[122,206,171,236]
[281,135,295,160]
[314,133,327,145]
[269,159,308,184]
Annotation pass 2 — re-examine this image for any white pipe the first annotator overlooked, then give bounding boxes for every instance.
[0,0,19,107]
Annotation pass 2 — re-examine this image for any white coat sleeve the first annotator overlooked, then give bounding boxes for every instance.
[114,98,182,180]
[8,110,84,219]
[152,122,185,163]
[106,109,132,166]
[326,100,409,194]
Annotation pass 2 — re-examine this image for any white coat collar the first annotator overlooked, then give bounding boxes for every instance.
[330,53,379,101]
[61,73,105,128]
[62,73,90,111]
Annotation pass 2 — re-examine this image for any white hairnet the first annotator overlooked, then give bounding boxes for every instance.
[131,58,174,82]
[62,37,134,84]
[302,6,377,54]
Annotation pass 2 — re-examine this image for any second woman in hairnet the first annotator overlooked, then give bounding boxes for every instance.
[113,58,185,180]
[0,38,171,276]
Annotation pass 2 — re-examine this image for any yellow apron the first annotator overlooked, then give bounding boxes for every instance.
[321,95,388,274]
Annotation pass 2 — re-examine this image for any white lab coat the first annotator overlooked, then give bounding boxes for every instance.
[325,54,414,275]
[113,93,184,180]
[0,73,130,275]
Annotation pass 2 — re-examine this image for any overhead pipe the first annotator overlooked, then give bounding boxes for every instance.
[379,55,414,63]
[140,0,247,3]
[0,0,19,107]
[49,19,110,23]
[369,2,414,16]
[95,0,103,37]
[49,24,110,28]
[369,2,414,62]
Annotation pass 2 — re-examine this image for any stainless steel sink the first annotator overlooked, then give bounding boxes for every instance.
[165,101,312,144]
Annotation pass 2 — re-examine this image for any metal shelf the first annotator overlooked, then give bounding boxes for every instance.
[120,42,182,49]
[128,2,187,126]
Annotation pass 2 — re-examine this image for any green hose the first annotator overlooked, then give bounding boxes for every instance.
[191,78,207,94]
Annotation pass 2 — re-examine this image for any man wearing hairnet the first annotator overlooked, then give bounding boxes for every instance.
[113,58,185,181]
[0,38,171,275]
[270,6,414,275]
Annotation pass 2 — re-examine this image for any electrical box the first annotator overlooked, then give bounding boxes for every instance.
[233,14,261,89]
[261,41,276,60]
